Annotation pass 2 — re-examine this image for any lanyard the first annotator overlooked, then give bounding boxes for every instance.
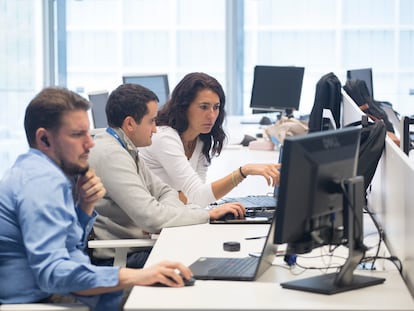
[106,127,127,149]
[106,127,139,173]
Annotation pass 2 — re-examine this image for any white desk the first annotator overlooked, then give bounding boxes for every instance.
[124,129,414,310]
[124,223,414,311]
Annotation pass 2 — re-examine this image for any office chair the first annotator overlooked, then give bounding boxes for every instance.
[88,237,156,268]
[0,237,156,310]
[308,72,342,132]
[86,226,156,268]
[0,303,89,311]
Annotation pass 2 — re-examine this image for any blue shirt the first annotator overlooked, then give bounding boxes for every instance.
[0,148,120,304]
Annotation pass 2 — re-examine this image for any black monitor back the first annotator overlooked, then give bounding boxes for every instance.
[250,65,304,116]
[274,127,360,254]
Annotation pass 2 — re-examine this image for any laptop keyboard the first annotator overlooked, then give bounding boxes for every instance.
[246,209,275,219]
[222,195,277,209]
[207,257,258,277]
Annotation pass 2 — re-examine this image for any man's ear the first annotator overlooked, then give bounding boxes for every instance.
[35,128,51,149]
[40,136,50,147]
[122,116,136,134]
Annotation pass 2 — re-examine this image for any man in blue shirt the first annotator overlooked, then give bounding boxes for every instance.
[0,87,192,311]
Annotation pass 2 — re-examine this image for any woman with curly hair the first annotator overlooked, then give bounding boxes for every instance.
[139,72,280,213]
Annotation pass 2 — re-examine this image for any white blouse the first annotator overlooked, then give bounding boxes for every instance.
[139,126,216,207]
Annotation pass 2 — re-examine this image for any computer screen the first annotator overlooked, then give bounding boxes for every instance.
[274,127,385,294]
[250,65,304,116]
[122,74,170,109]
[346,68,374,98]
[88,91,109,128]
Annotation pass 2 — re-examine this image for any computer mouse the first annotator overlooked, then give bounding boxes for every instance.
[259,116,272,125]
[218,212,241,221]
[152,273,196,287]
[240,134,257,146]
[181,274,196,286]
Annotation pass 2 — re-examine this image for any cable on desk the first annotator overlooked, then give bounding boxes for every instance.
[360,255,403,275]
[360,198,403,274]
[283,247,348,276]
[363,203,385,270]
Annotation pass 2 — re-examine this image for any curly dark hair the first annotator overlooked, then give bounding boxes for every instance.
[156,72,227,163]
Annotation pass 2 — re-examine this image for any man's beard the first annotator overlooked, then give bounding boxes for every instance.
[61,160,89,176]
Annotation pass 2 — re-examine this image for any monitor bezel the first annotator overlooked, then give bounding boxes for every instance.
[346,68,374,99]
[249,65,305,116]
[274,127,385,294]
[122,73,170,109]
[88,90,109,129]
[274,127,360,250]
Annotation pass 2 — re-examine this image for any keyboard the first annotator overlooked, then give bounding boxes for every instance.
[192,257,259,279]
[210,257,258,276]
[245,209,275,219]
[221,195,277,209]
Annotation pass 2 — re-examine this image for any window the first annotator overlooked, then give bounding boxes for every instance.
[0,0,43,177]
[1,0,413,177]
[65,0,226,97]
[243,0,414,116]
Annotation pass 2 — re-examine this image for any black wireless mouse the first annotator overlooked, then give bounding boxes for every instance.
[152,273,196,287]
[217,212,242,221]
[240,134,257,146]
[259,116,272,125]
[182,275,196,286]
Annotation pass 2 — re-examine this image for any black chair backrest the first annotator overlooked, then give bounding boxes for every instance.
[343,79,395,133]
[308,72,342,133]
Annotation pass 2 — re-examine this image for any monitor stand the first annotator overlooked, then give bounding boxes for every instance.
[280,176,385,295]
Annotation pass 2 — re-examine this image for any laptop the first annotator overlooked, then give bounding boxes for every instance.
[189,217,278,281]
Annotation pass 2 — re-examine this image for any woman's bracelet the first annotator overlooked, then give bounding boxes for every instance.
[231,171,238,187]
[239,166,247,179]
[231,169,245,187]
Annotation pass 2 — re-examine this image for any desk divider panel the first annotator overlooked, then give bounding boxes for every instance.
[341,89,414,297]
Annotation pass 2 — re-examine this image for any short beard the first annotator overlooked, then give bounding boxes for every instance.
[61,160,89,177]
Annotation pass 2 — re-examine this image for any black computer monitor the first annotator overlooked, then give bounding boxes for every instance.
[346,68,374,98]
[88,90,109,128]
[250,65,304,117]
[402,116,414,155]
[122,74,170,109]
[274,127,385,294]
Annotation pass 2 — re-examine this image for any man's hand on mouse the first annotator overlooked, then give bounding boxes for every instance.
[208,202,246,220]
[133,261,194,287]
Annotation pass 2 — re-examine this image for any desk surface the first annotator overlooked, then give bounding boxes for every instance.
[124,223,414,311]
[125,144,414,310]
